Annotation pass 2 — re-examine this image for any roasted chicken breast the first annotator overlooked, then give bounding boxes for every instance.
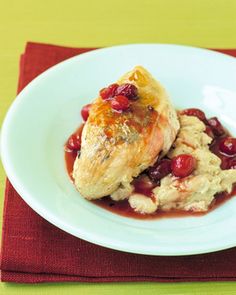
[73,66,179,200]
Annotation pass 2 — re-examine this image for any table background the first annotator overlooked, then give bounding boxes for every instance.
[1,0,236,294]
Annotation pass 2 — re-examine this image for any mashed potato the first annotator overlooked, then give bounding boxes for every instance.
[129,115,236,214]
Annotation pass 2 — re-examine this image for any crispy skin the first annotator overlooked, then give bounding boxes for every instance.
[73,66,179,200]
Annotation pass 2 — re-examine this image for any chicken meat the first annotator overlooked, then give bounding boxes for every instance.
[73,66,180,200]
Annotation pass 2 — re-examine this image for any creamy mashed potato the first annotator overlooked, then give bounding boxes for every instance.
[129,115,236,214]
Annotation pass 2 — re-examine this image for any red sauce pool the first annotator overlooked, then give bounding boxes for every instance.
[65,150,77,180]
[65,119,236,220]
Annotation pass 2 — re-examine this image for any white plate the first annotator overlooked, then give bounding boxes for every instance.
[2,44,236,256]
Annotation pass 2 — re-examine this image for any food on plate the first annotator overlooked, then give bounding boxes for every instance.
[65,66,236,219]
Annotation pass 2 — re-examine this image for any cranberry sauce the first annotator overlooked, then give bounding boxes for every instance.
[64,124,84,180]
[132,175,155,197]
[65,150,77,180]
[210,136,236,170]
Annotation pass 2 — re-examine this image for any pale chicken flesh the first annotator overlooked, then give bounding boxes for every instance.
[73,66,180,200]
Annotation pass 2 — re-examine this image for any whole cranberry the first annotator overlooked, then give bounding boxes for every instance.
[115,83,138,100]
[67,134,81,151]
[111,95,130,112]
[148,159,171,182]
[100,83,119,100]
[181,108,207,123]
[81,104,92,121]
[207,117,225,137]
[171,154,197,178]
[219,137,236,156]
[66,124,84,151]
[133,175,155,196]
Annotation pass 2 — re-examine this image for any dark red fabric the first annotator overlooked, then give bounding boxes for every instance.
[1,42,236,283]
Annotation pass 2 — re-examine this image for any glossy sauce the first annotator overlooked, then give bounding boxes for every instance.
[65,150,77,180]
[89,98,159,140]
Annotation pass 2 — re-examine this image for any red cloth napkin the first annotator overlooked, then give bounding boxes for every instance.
[1,42,236,283]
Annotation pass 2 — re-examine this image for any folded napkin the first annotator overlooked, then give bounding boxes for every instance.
[1,42,236,283]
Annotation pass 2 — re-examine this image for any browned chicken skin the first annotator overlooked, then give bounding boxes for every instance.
[73,66,180,200]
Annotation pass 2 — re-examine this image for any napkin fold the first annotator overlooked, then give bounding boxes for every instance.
[1,42,236,283]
